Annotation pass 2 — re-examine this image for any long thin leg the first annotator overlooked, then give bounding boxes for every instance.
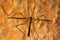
[31,5,36,17]
[37,15,46,19]
[32,20,39,40]
[36,19,52,22]
[7,17,29,19]
[37,15,52,23]
[16,23,27,26]
[15,18,25,34]
[16,26,25,34]
[36,15,46,24]
[10,12,25,18]
[27,0,30,16]
[18,13,26,18]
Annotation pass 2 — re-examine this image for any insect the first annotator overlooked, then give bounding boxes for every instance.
[1,0,59,40]
[6,0,53,38]
[8,13,52,37]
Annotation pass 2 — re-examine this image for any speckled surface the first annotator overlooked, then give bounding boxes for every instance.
[0,0,60,40]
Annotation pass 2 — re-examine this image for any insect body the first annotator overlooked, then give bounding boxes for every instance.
[28,17,32,37]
